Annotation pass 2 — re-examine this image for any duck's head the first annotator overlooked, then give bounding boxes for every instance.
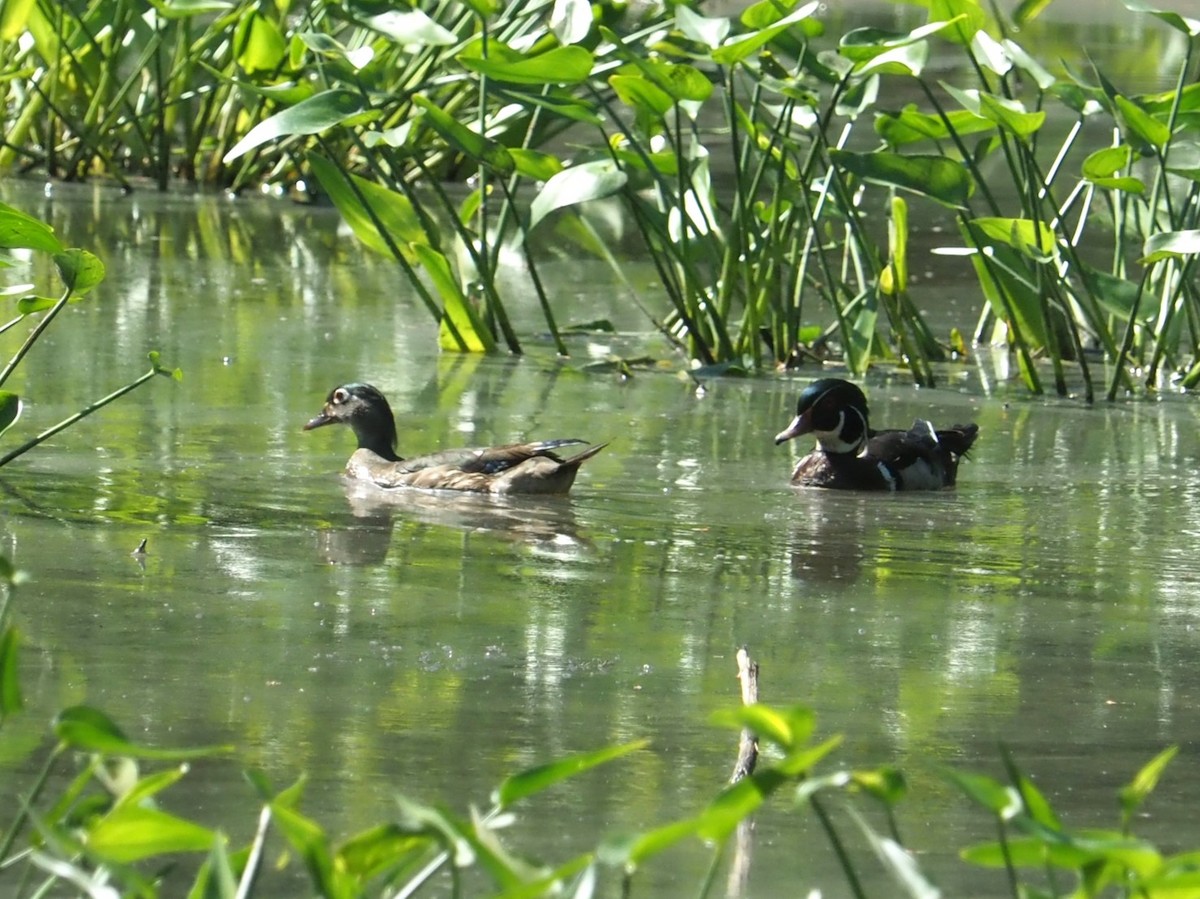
[774,378,870,454]
[304,383,400,461]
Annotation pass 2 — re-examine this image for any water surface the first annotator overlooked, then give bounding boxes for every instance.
[2,182,1200,897]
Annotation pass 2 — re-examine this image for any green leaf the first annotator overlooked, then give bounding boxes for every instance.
[307,153,430,259]
[928,0,986,45]
[0,0,36,40]
[411,245,495,353]
[1123,0,1200,36]
[365,10,456,46]
[54,706,232,760]
[875,105,994,146]
[971,217,1056,257]
[550,0,592,44]
[495,740,647,808]
[270,801,345,896]
[1082,145,1145,193]
[458,45,595,85]
[1120,745,1178,826]
[831,150,974,207]
[610,74,675,117]
[0,203,62,253]
[223,89,366,163]
[600,817,704,868]
[234,10,286,74]
[529,160,627,230]
[942,767,1023,819]
[697,769,790,841]
[508,149,563,181]
[1141,230,1200,264]
[87,806,216,862]
[708,704,815,752]
[0,391,20,437]
[150,0,235,18]
[412,95,513,174]
[711,2,821,66]
[0,627,22,718]
[1116,94,1171,150]
[852,766,907,804]
[336,824,429,884]
[1013,0,1055,25]
[53,249,105,295]
[676,5,730,49]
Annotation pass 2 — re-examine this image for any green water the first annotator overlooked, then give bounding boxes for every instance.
[3,183,1200,897]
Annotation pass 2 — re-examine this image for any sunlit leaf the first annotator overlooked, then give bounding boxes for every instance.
[0,0,36,40]
[495,740,647,808]
[1115,94,1171,150]
[709,703,815,751]
[53,249,105,295]
[942,767,1023,819]
[1003,38,1055,89]
[875,105,994,146]
[336,823,430,884]
[365,10,456,46]
[0,203,62,253]
[508,149,563,182]
[711,2,821,65]
[928,0,986,45]
[675,5,730,49]
[412,95,514,174]
[551,0,592,44]
[86,806,216,862]
[971,217,1056,257]
[53,706,232,759]
[458,46,595,85]
[1141,230,1200,265]
[529,160,627,230]
[839,20,960,64]
[307,153,429,259]
[831,149,974,207]
[600,817,703,869]
[0,391,20,438]
[271,801,345,896]
[1013,0,1055,25]
[697,769,789,841]
[412,245,495,353]
[149,0,235,18]
[223,89,366,163]
[852,766,907,804]
[1120,745,1178,826]
[234,10,286,74]
[611,74,675,117]
[1123,0,1200,36]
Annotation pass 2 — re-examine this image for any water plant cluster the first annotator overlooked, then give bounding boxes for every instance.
[0,555,1191,898]
[2,0,1200,396]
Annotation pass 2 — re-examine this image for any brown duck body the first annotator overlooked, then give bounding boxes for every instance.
[305,383,605,496]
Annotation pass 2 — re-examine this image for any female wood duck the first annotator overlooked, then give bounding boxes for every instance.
[774,378,979,490]
[304,383,606,495]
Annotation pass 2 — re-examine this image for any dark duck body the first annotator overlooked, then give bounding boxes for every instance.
[304,383,606,495]
[774,378,978,491]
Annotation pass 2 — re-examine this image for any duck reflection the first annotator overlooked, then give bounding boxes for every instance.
[784,495,868,584]
[316,478,592,566]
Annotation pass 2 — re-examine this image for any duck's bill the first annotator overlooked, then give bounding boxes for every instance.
[774,411,812,445]
[303,411,335,431]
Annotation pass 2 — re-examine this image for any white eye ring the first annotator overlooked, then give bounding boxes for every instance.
[334,388,349,404]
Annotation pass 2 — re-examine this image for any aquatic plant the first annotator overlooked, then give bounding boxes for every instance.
[2,0,1199,395]
[0,555,1195,897]
[0,203,181,467]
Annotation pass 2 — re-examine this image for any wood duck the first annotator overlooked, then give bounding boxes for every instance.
[304,383,606,495]
[774,378,979,490]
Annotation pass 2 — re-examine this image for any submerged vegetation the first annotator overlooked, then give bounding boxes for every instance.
[2,1,1199,396]
[0,555,1193,897]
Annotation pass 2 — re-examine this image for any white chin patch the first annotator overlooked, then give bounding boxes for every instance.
[813,411,862,454]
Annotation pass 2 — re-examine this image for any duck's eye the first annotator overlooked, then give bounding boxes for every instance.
[333,388,350,404]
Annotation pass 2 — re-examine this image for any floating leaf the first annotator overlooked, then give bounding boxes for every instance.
[223,89,366,163]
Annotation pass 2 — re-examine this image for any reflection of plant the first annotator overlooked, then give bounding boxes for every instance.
[0,563,1192,899]
[0,204,180,467]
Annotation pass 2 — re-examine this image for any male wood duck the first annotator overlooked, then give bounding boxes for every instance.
[774,378,979,490]
[304,383,606,495]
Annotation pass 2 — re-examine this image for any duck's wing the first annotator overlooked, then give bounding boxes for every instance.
[399,439,589,475]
